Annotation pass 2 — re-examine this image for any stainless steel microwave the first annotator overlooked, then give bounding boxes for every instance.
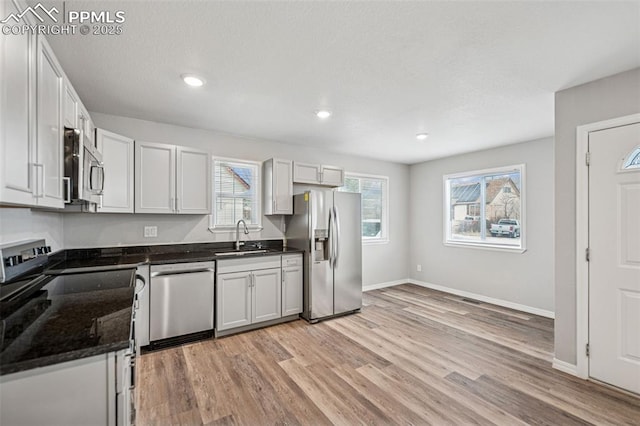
[63,127,104,204]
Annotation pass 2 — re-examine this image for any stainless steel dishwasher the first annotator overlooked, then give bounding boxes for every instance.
[149,261,215,342]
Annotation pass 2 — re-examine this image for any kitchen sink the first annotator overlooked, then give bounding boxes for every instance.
[215,249,268,257]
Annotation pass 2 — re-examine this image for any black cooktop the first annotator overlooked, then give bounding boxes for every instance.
[0,268,135,375]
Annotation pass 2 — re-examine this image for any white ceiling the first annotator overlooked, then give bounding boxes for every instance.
[38,0,640,164]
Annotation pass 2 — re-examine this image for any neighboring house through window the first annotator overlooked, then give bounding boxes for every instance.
[211,158,261,228]
[339,173,389,243]
[444,164,525,251]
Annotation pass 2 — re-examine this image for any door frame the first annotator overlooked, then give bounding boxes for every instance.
[575,112,640,379]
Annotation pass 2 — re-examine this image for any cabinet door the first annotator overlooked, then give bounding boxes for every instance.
[97,129,134,213]
[35,36,64,209]
[63,82,78,129]
[0,354,110,426]
[0,0,36,206]
[135,141,176,213]
[282,256,303,316]
[252,268,282,323]
[176,146,210,214]
[78,104,95,151]
[217,271,252,331]
[273,159,293,214]
[264,158,293,215]
[321,165,344,187]
[293,162,321,184]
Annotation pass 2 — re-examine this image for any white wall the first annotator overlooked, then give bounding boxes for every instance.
[62,113,411,287]
[409,137,554,313]
[0,207,64,252]
[554,67,640,365]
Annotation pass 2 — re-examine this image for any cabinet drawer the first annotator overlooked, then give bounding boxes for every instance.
[217,255,281,274]
[282,254,302,267]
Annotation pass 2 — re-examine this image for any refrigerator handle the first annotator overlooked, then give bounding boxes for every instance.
[328,207,334,267]
[333,206,341,268]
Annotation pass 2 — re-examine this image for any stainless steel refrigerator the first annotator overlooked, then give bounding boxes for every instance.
[286,190,362,322]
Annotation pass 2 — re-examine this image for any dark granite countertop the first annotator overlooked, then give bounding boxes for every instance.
[0,268,135,375]
[0,240,303,375]
[45,240,304,273]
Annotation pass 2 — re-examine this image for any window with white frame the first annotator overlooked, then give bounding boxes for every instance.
[211,158,261,228]
[339,173,389,242]
[444,164,525,251]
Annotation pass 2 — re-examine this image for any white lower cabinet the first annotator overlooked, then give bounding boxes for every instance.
[252,268,282,323]
[0,350,134,426]
[282,254,303,316]
[216,257,282,332]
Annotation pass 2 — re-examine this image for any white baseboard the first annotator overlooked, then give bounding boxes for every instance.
[552,358,578,376]
[408,279,555,319]
[363,279,409,292]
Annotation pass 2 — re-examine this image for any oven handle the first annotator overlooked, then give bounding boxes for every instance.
[150,268,215,277]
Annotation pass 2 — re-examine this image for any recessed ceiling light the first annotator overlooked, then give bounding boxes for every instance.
[181,74,205,87]
[316,110,332,119]
[416,133,429,140]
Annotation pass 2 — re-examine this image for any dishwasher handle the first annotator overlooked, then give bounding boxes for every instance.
[150,267,215,277]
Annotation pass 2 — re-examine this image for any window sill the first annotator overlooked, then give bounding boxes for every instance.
[444,240,526,254]
[363,238,389,246]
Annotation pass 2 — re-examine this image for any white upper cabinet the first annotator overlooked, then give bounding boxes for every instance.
[318,164,344,187]
[135,141,210,214]
[292,162,321,184]
[62,82,79,129]
[78,104,96,151]
[97,129,134,213]
[0,0,37,206]
[35,35,64,209]
[135,141,176,214]
[263,158,293,215]
[176,147,211,214]
[293,162,344,187]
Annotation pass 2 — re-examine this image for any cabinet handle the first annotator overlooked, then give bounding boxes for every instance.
[175,197,179,213]
[63,177,71,203]
[272,199,276,212]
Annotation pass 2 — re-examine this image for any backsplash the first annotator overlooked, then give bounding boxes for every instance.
[62,212,285,249]
[0,208,64,252]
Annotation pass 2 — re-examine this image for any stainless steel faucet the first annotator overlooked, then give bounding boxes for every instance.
[235,219,250,250]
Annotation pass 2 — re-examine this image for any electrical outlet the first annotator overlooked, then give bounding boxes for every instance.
[416,264,422,272]
[144,226,157,238]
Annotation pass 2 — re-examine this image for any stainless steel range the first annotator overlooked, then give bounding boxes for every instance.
[0,239,51,283]
[0,239,138,426]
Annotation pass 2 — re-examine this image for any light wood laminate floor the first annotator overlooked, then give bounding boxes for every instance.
[136,284,640,425]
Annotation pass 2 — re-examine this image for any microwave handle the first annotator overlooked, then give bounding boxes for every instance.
[89,165,95,191]
[89,164,104,194]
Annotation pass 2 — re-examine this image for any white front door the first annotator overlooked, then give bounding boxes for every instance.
[588,122,640,394]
